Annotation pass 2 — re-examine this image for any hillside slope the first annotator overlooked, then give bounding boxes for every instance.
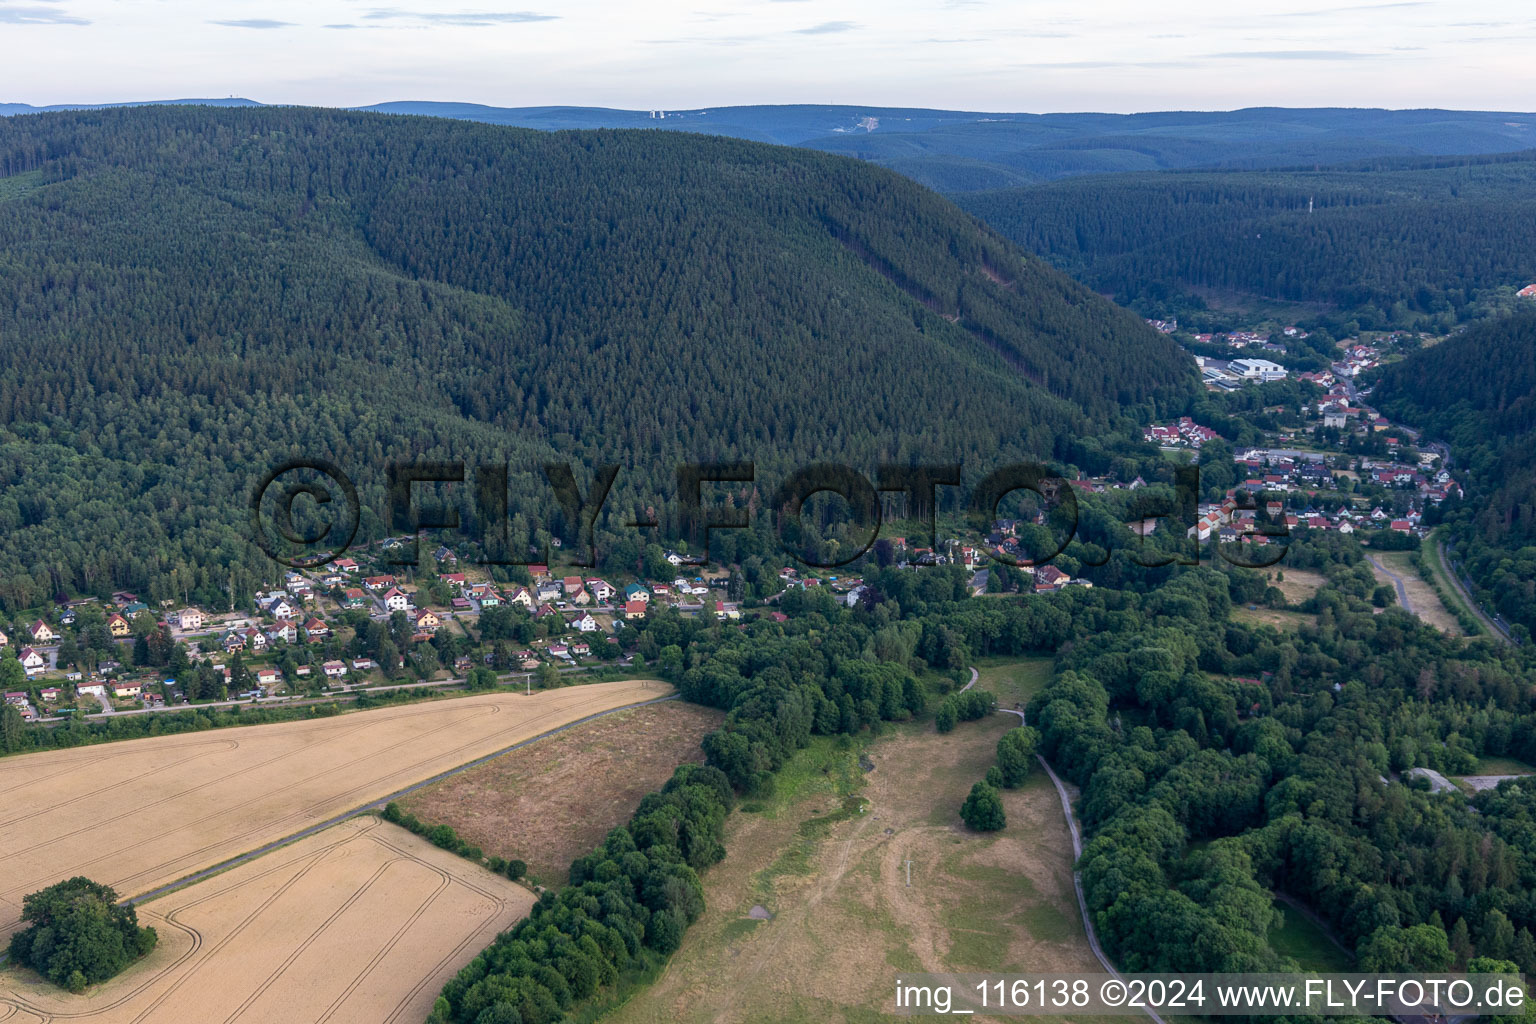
[0,106,1192,611]
[957,151,1536,325]
[1374,311,1536,639]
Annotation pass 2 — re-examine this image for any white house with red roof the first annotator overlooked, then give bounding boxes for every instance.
[382,588,411,612]
[19,647,46,676]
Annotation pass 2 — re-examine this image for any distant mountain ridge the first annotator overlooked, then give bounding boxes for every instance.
[4,99,1533,190]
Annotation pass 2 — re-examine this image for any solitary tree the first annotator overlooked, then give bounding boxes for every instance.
[960,781,1006,831]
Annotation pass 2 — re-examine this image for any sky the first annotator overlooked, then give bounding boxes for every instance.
[1,0,1532,112]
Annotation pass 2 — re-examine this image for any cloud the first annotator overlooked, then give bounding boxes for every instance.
[794,20,858,34]
[1277,1,1429,14]
[209,18,294,28]
[0,4,88,24]
[361,8,558,25]
[1204,49,1383,60]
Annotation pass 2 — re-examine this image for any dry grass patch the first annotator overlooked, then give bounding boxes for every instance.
[1370,551,1460,634]
[1233,606,1316,631]
[606,714,1106,1024]
[0,680,668,942]
[1264,568,1327,606]
[0,818,533,1024]
[397,700,723,884]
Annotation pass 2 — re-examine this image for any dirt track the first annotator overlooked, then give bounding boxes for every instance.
[0,818,534,1023]
[0,680,667,942]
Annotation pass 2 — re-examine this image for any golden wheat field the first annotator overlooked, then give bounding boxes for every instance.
[0,817,535,1023]
[0,680,669,942]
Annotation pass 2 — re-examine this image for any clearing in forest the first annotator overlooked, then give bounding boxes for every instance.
[605,711,1110,1024]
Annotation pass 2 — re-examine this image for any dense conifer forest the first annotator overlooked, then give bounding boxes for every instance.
[0,106,1195,612]
[957,151,1536,326]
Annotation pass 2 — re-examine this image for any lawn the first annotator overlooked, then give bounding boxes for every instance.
[1421,530,1487,634]
[1268,899,1354,972]
[1473,756,1536,776]
[973,656,1054,709]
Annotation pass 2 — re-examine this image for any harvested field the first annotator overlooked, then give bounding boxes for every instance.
[398,700,724,884]
[0,680,668,942]
[607,715,1105,1024]
[0,818,534,1023]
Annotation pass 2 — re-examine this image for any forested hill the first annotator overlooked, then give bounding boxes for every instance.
[0,106,1192,612]
[956,151,1536,328]
[1374,312,1536,639]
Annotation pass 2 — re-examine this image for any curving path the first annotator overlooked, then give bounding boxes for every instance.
[996,702,1168,1024]
[1364,553,1414,613]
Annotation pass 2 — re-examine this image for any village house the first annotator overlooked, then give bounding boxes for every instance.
[506,585,533,609]
[303,617,331,640]
[570,641,591,657]
[363,575,396,591]
[713,601,741,620]
[40,686,61,702]
[29,620,58,643]
[77,679,106,698]
[569,612,599,632]
[334,557,360,573]
[323,660,347,679]
[1034,566,1071,592]
[112,680,142,699]
[255,667,280,687]
[562,575,585,597]
[176,607,205,631]
[535,581,563,603]
[19,647,46,676]
[266,621,297,644]
[342,588,368,609]
[624,599,648,620]
[382,588,412,613]
[264,596,297,620]
[0,627,8,647]
[414,609,440,633]
[586,579,616,602]
[624,583,650,604]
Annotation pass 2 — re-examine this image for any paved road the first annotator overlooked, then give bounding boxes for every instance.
[1438,538,1514,644]
[1364,553,1414,614]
